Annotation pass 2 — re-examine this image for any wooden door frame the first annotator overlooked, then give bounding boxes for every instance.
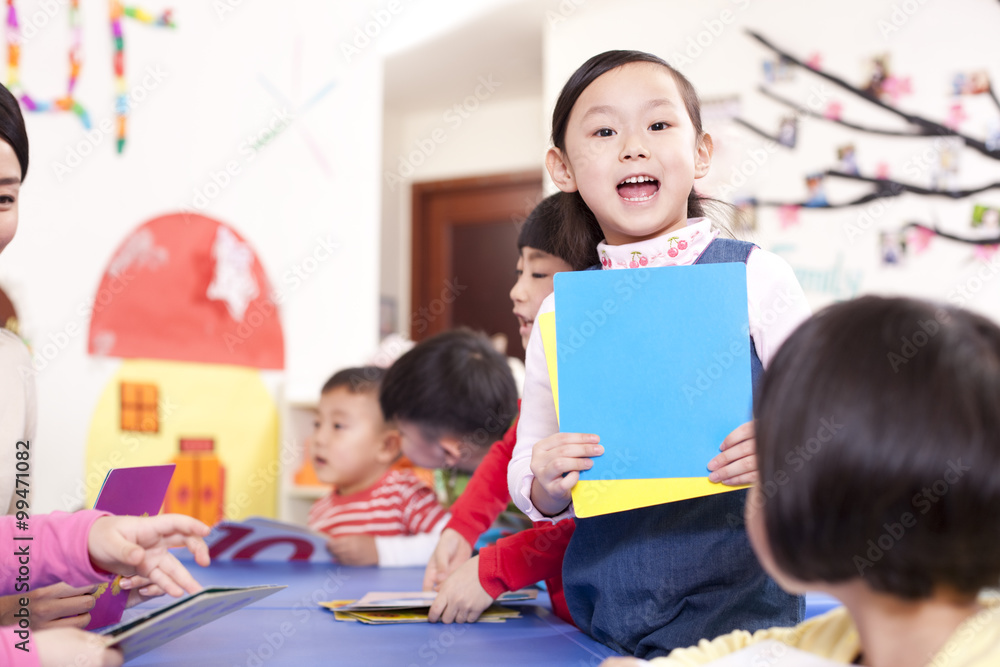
[410,170,543,340]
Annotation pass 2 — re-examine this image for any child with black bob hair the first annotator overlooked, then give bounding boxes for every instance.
[380,328,518,493]
[606,296,1000,666]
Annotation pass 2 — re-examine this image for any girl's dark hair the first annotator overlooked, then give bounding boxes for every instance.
[550,50,734,268]
[0,84,28,180]
[755,296,1000,599]
[518,192,591,272]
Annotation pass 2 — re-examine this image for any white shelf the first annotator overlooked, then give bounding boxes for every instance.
[278,399,321,524]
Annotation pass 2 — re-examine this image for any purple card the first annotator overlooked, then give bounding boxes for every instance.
[87,465,176,630]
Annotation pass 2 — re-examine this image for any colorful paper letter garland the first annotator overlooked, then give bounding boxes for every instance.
[5,0,174,153]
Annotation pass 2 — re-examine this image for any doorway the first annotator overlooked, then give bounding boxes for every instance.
[410,170,543,360]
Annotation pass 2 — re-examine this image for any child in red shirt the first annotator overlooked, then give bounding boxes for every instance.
[308,366,448,566]
[418,193,584,624]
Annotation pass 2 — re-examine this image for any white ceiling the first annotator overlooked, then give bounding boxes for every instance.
[383,0,545,112]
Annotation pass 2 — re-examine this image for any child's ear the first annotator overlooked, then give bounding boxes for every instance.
[377,428,402,464]
[694,132,714,179]
[546,147,578,193]
[437,437,466,468]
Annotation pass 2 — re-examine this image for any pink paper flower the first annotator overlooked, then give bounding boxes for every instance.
[906,226,935,254]
[778,205,800,229]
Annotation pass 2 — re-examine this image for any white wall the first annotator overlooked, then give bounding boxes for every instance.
[543,0,1000,318]
[2,1,384,512]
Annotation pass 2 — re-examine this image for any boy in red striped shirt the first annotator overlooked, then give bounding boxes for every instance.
[307,366,448,566]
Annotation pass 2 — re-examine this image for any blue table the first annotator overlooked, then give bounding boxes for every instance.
[121,560,840,665]
[122,561,618,666]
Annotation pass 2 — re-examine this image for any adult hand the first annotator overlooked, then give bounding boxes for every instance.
[87,514,210,598]
[0,584,97,629]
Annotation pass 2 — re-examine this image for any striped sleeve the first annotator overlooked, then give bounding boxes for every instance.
[398,474,448,535]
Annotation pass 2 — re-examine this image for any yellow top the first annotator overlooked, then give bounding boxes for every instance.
[649,595,1000,666]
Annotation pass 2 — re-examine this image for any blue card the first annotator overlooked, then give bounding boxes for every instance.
[555,264,752,482]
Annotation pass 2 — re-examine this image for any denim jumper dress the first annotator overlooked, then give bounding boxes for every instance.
[561,238,804,658]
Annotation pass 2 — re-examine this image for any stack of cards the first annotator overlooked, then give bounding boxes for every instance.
[320,590,536,625]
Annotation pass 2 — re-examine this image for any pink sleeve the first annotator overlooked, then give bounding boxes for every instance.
[2,510,113,595]
[1,625,40,667]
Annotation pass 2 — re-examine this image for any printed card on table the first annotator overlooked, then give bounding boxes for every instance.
[548,264,753,518]
[88,464,176,630]
[101,585,285,661]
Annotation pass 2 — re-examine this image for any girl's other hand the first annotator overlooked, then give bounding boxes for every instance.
[707,421,758,486]
[0,584,97,629]
[423,528,473,592]
[529,432,602,516]
[35,627,123,667]
[87,514,210,598]
[426,555,494,624]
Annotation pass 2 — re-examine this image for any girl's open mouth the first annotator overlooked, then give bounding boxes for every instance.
[617,175,660,202]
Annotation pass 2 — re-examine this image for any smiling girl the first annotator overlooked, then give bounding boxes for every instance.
[507,51,810,658]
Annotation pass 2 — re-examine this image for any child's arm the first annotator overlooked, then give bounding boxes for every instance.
[509,294,602,520]
[427,519,575,624]
[424,417,520,590]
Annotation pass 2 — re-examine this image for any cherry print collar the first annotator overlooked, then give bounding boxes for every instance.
[596,218,719,269]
